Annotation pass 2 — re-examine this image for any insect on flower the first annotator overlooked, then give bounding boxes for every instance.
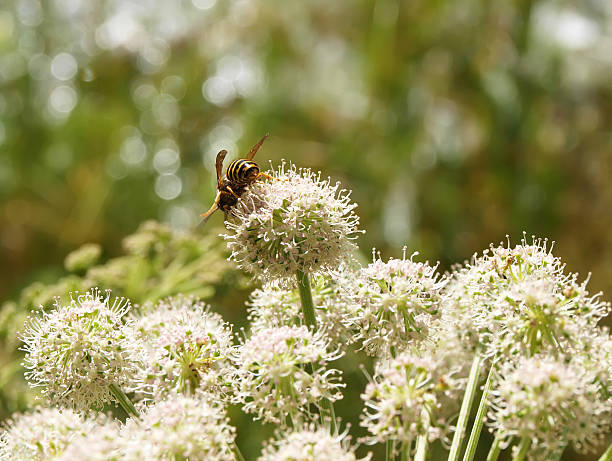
[199,133,275,225]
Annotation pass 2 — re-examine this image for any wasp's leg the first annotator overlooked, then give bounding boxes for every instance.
[246,133,270,161]
[257,172,287,181]
[198,191,221,227]
[226,186,240,198]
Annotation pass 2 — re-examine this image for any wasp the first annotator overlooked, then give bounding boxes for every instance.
[199,133,275,225]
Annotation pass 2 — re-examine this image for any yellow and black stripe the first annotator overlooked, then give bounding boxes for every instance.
[226,159,260,184]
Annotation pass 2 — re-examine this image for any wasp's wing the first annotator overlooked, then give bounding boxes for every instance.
[216,150,228,188]
[246,133,270,161]
[198,191,221,228]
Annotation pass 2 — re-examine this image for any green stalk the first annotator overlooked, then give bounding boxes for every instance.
[486,435,503,461]
[386,440,393,461]
[462,364,494,461]
[109,383,139,418]
[448,352,483,461]
[296,269,317,328]
[598,442,612,461]
[512,437,530,461]
[296,269,337,434]
[415,409,430,461]
[233,442,246,461]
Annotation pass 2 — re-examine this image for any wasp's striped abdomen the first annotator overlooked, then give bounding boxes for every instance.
[226,159,260,184]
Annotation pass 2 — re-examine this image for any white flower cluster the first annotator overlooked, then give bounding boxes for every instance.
[10,161,612,461]
[443,237,610,358]
[126,296,237,400]
[20,290,137,412]
[120,395,236,461]
[488,355,612,458]
[1,395,236,461]
[57,423,121,461]
[258,426,369,461]
[0,407,114,461]
[440,237,612,455]
[337,250,446,357]
[360,345,465,448]
[223,163,361,285]
[236,325,344,424]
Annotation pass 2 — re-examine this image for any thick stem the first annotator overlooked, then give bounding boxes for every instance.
[415,409,430,461]
[599,442,612,461]
[108,383,139,418]
[486,435,503,461]
[512,437,530,461]
[296,269,337,434]
[296,269,317,328]
[386,440,393,461]
[233,442,246,461]
[462,363,494,461]
[448,352,483,461]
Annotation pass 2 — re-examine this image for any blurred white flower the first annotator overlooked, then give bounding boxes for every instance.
[120,394,236,461]
[258,425,370,461]
[20,289,138,412]
[0,407,112,461]
[56,423,121,461]
[236,325,344,425]
[223,162,362,285]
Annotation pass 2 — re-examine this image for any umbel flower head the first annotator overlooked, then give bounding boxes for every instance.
[443,236,610,358]
[223,162,362,285]
[487,354,612,458]
[0,407,111,460]
[258,425,370,461]
[360,345,466,449]
[120,394,236,461]
[126,296,237,400]
[236,325,344,424]
[337,249,446,358]
[20,289,138,412]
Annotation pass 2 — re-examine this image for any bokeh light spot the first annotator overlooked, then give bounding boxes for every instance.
[51,52,78,81]
[48,85,78,115]
[155,174,182,200]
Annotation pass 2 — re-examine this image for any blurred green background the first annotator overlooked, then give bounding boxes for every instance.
[1,0,611,459]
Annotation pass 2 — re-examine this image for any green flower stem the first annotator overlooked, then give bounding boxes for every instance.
[512,437,530,461]
[109,383,139,418]
[296,269,317,328]
[386,440,393,461]
[233,441,246,461]
[462,363,494,461]
[486,435,503,461]
[448,351,483,461]
[296,268,337,434]
[415,409,430,461]
[598,442,612,461]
